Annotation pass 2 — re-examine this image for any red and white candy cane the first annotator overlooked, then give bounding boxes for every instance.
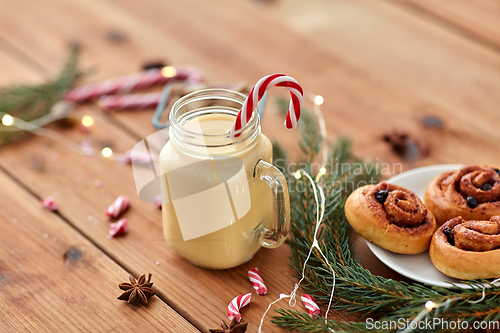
[105,195,130,218]
[227,293,251,323]
[98,92,162,112]
[248,268,268,295]
[301,294,320,319]
[154,195,162,210]
[109,218,129,237]
[230,74,303,133]
[41,197,58,211]
[65,66,201,103]
[119,150,155,166]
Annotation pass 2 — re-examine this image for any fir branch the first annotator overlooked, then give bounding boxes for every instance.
[272,121,500,331]
[0,45,82,145]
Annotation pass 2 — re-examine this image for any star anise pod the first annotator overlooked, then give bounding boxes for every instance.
[118,273,155,304]
[383,130,409,155]
[209,318,247,333]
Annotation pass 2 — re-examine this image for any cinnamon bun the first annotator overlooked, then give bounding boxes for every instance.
[345,182,437,254]
[429,216,500,279]
[424,165,500,226]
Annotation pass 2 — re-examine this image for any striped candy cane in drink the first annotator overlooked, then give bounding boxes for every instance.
[301,294,320,319]
[248,268,268,295]
[105,195,130,218]
[227,293,251,323]
[230,74,303,134]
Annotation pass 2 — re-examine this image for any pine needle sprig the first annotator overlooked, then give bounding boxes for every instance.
[271,106,500,332]
[0,45,82,145]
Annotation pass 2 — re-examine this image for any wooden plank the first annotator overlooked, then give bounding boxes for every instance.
[248,0,500,167]
[0,170,198,332]
[1,0,499,172]
[397,0,500,52]
[0,0,499,330]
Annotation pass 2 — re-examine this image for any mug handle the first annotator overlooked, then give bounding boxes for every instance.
[253,159,291,248]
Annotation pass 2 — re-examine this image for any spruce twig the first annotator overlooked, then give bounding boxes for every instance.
[0,45,82,145]
[272,97,500,332]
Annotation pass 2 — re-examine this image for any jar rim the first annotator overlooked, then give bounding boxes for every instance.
[169,88,258,138]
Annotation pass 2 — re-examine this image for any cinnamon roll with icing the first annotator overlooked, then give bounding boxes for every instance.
[430,216,500,279]
[424,165,500,226]
[345,182,437,254]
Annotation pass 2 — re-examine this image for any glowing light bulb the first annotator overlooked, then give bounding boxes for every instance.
[2,114,14,126]
[81,115,94,127]
[161,66,177,78]
[295,171,302,180]
[314,95,324,106]
[102,147,113,157]
[425,301,436,310]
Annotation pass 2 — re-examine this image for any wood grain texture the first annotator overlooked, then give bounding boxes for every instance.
[0,171,198,332]
[400,0,500,51]
[1,0,500,172]
[0,0,499,331]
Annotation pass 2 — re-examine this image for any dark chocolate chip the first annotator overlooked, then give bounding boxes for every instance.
[481,183,492,191]
[494,168,500,177]
[375,190,389,204]
[442,227,455,246]
[466,196,478,209]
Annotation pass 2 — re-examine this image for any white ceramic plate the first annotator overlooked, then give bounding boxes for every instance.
[364,164,473,288]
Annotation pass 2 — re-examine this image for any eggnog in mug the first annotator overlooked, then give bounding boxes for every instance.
[159,89,290,269]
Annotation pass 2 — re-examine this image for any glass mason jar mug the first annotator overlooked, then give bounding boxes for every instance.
[159,89,291,269]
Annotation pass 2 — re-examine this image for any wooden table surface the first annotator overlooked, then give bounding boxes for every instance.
[0,0,499,332]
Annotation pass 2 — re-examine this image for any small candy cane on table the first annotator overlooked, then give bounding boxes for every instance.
[119,150,156,166]
[41,197,58,211]
[109,218,129,237]
[100,80,250,113]
[248,268,268,296]
[99,92,162,112]
[227,293,251,323]
[301,294,321,319]
[229,73,303,135]
[105,195,130,218]
[65,65,201,103]
[153,195,162,210]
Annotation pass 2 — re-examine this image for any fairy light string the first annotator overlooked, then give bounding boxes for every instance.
[258,169,336,332]
[400,277,500,333]
[4,90,336,330]
[0,111,121,160]
[308,94,328,182]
